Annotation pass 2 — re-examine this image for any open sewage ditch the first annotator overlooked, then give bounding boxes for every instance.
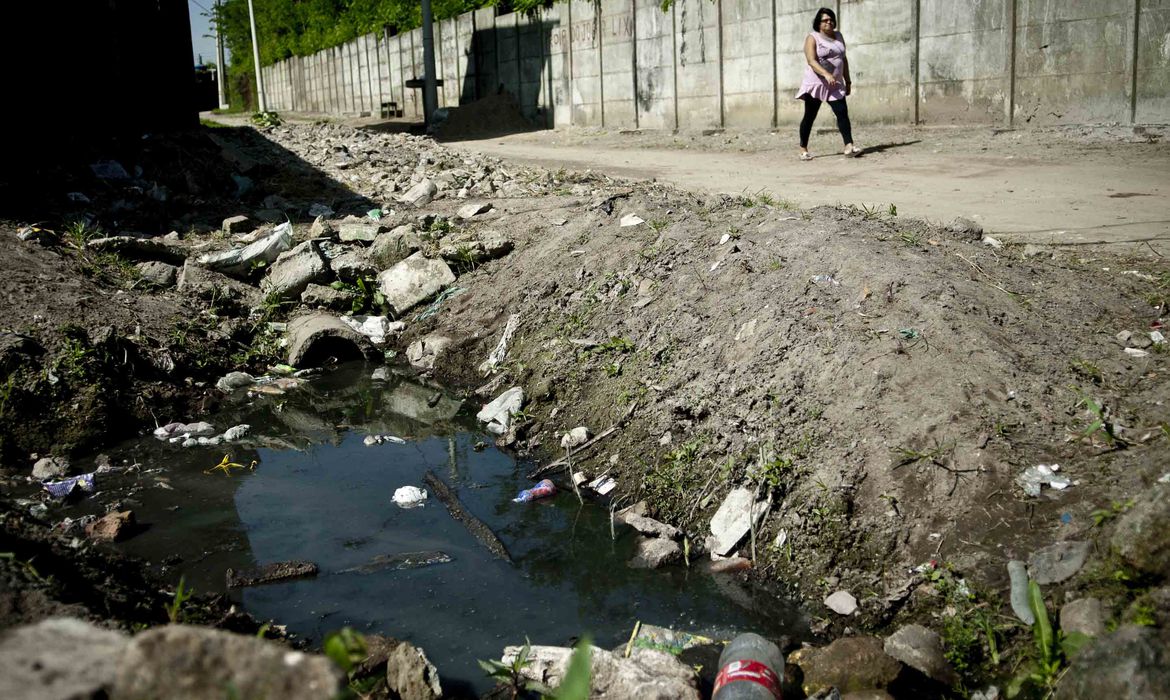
[0,115,1168,699]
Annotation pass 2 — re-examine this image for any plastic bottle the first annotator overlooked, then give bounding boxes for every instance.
[512,478,557,503]
[713,633,784,700]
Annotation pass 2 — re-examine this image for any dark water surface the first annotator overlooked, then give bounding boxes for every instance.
[80,363,804,693]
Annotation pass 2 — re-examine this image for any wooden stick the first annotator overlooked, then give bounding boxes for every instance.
[424,471,513,564]
[528,402,638,479]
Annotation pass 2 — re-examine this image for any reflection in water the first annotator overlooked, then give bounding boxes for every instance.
[97,363,805,694]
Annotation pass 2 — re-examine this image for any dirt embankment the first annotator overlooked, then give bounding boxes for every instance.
[1,115,1168,696]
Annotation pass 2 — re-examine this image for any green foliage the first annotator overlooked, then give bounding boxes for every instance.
[550,637,593,700]
[324,628,384,698]
[479,639,554,698]
[167,576,194,623]
[1091,499,1134,526]
[250,111,282,127]
[1071,390,1127,448]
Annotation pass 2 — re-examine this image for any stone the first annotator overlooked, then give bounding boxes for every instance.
[948,217,983,241]
[499,180,528,197]
[883,624,957,684]
[1060,598,1107,639]
[1028,540,1092,584]
[476,386,524,435]
[32,456,70,480]
[85,510,135,541]
[401,179,438,207]
[301,283,355,310]
[618,511,682,540]
[0,617,129,700]
[376,252,456,316]
[560,426,591,449]
[223,214,252,234]
[338,218,382,243]
[789,637,902,696]
[629,537,682,569]
[369,225,423,266]
[135,260,178,287]
[309,215,335,239]
[226,560,319,588]
[113,625,342,700]
[1111,482,1170,577]
[502,644,699,700]
[285,312,378,367]
[457,202,492,219]
[708,487,767,556]
[260,240,328,300]
[825,590,859,616]
[1022,244,1047,258]
[177,259,263,309]
[385,640,443,700]
[327,249,377,282]
[438,235,515,265]
[405,334,453,370]
[1055,626,1170,700]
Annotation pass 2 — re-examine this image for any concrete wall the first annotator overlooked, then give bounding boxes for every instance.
[263,0,1170,127]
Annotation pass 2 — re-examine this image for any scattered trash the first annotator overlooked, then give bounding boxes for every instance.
[478,313,521,375]
[569,249,586,257]
[513,479,556,503]
[560,426,591,450]
[982,235,1004,249]
[477,386,524,435]
[216,371,255,392]
[393,486,428,508]
[340,315,402,344]
[810,274,839,286]
[714,632,784,700]
[1158,472,1170,484]
[824,590,858,615]
[772,529,789,550]
[1151,330,1166,345]
[708,487,768,556]
[367,208,383,221]
[589,475,617,496]
[1017,464,1071,496]
[42,472,96,499]
[719,233,731,245]
[414,286,466,322]
[626,622,714,657]
[371,367,389,380]
[196,222,292,276]
[619,214,645,227]
[222,424,250,441]
[86,510,136,542]
[1120,270,1156,281]
[1007,559,1034,624]
[970,686,1000,700]
[364,434,406,446]
[308,203,334,217]
[154,422,216,440]
[204,454,256,477]
[1124,347,1149,358]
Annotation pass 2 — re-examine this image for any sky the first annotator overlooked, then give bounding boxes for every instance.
[189,0,228,67]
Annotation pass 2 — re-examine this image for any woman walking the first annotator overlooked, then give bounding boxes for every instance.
[796,7,861,160]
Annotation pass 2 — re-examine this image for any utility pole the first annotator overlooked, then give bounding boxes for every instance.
[246,0,267,112]
[215,0,228,109]
[421,0,438,125]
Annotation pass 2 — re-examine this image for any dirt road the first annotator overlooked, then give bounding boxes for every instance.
[447,125,1170,250]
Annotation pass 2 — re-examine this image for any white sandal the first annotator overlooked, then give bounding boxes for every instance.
[845,145,862,157]
[800,152,814,161]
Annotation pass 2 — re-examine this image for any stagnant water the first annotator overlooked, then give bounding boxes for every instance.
[55,363,805,694]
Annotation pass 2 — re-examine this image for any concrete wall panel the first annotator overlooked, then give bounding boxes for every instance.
[546,5,573,126]
[722,0,775,127]
[569,0,603,125]
[635,0,676,129]
[600,0,638,127]
[456,13,477,104]
[838,0,914,124]
[918,0,1009,124]
[675,0,721,128]
[1137,0,1170,122]
[775,1,823,125]
[518,10,547,121]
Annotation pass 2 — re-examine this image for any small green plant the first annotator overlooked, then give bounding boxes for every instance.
[899,230,922,247]
[888,203,898,217]
[1071,390,1127,448]
[604,361,621,377]
[767,257,785,271]
[250,111,282,128]
[510,407,534,423]
[65,220,98,248]
[1091,499,1135,526]
[648,218,670,232]
[479,639,553,698]
[324,627,382,697]
[1068,359,1104,384]
[166,576,194,623]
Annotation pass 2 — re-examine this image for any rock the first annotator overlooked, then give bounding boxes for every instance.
[369,225,423,266]
[405,334,453,370]
[385,640,443,700]
[1115,330,1134,346]
[1028,540,1091,584]
[499,180,528,197]
[883,624,956,685]
[560,426,590,449]
[226,560,319,588]
[1022,244,1047,258]
[0,617,128,699]
[708,487,767,556]
[1008,559,1035,624]
[825,590,859,616]
[135,260,178,287]
[223,214,252,234]
[502,644,699,700]
[338,218,382,243]
[260,240,328,300]
[85,511,136,541]
[457,202,492,219]
[32,456,70,480]
[216,371,255,393]
[113,625,342,699]
[285,312,378,367]
[309,215,335,238]
[327,249,377,282]
[177,259,263,309]
[0,332,44,375]
[948,217,983,241]
[222,424,250,441]
[401,179,438,207]
[1060,598,1107,639]
[376,252,456,316]
[1111,482,1170,577]
[789,637,902,695]
[617,511,682,540]
[630,537,682,568]
[301,283,356,310]
[1055,626,1170,699]
[476,386,524,435]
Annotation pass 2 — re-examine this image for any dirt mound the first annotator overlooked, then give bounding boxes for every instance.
[433,92,535,142]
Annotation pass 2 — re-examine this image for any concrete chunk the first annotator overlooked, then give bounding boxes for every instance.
[260,240,328,300]
[376,252,456,316]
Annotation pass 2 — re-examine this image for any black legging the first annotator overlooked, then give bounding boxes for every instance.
[799,96,853,148]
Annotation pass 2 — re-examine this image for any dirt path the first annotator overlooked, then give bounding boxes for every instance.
[447,125,1170,250]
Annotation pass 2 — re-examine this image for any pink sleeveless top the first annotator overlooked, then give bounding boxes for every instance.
[795,31,846,102]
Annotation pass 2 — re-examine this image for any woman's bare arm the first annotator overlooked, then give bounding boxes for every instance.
[804,35,837,85]
[839,33,851,94]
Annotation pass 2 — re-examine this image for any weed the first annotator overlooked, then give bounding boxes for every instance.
[64,220,99,249]
[479,639,553,698]
[1068,359,1104,385]
[324,627,383,697]
[510,407,534,424]
[899,230,922,247]
[1091,499,1134,526]
[888,203,898,217]
[648,218,670,232]
[250,111,282,128]
[166,576,194,623]
[767,257,785,271]
[604,361,622,377]
[1069,390,1127,448]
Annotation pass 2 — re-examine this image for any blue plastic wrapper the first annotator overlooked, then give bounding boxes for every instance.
[43,472,96,499]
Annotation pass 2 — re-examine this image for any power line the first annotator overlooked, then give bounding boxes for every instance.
[189,0,211,15]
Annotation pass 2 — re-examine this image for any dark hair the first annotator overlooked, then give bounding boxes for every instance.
[812,7,837,31]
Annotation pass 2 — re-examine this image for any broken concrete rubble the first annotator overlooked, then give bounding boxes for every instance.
[260,240,328,300]
[285,312,378,367]
[377,252,456,316]
[501,644,699,700]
